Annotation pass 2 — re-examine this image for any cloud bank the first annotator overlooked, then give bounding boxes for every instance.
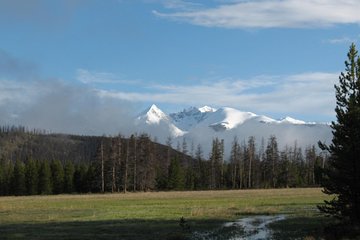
[154,0,360,29]
[0,48,337,136]
[98,72,338,120]
[0,50,136,136]
[0,79,136,136]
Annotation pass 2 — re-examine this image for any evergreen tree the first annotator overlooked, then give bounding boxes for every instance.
[319,43,360,224]
[0,158,8,196]
[38,161,52,194]
[51,160,64,194]
[229,136,241,189]
[12,160,26,196]
[109,138,117,193]
[182,138,188,156]
[278,149,291,188]
[116,136,123,192]
[136,134,155,191]
[74,163,88,193]
[265,135,279,188]
[305,145,317,186]
[195,144,207,189]
[292,143,305,186]
[0,161,3,195]
[87,163,98,192]
[246,136,255,188]
[129,134,138,191]
[63,161,75,193]
[123,139,129,193]
[25,159,38,195]
[167,157,184,190]
[100,139,105,193]
[185,164,195,190]
[209,138,224,189]
[2,160,13,195]
[155,167,168,190]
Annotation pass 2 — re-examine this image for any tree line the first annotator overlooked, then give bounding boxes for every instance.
[0,126,328,195]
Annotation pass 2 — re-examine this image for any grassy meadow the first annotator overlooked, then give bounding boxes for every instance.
[0,188,333,239]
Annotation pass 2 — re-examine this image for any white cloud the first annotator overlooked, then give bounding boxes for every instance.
[0,78,136,135]
[325,36,357,44]
[77,69,114,84]
[98,72,339,118]
[0,69,338,132]
[161,0,202,10]
[154,0,360,29]
[76,68,140,85]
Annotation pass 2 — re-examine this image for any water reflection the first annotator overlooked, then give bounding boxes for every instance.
[191,215,286,240]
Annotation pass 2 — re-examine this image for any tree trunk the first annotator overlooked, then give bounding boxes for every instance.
[124,140,128,193]
[101,140,104,193]
[133,138,137,191]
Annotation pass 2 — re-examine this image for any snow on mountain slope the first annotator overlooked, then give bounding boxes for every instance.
[170,106,214,131]
[135,104,185,140]
[202,107,257,131]
[254,115,277,124]
[198,106,217,113]
[170,106,259,131]
[134,104,332,156]
[184,116,331,158]
[137,104,170,124]
[278,116,306,125]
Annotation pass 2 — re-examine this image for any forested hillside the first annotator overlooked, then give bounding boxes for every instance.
[0,126,328,196]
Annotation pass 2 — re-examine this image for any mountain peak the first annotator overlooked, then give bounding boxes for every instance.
[279,116,306,125]
[134,105,332,156]
[135,104,186,139]
[198,106,217,113]
[207,107,257,130]
[138,104,168,125]
[148,104,161,112]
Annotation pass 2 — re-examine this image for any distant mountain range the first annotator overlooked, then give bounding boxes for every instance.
[135,104,332,156]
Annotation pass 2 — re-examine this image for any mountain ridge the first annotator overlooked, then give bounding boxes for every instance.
[135,104,332,156]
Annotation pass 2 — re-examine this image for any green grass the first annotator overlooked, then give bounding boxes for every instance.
[0,188,332,239]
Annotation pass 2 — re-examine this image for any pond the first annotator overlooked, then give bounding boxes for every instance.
[191,215,286,240]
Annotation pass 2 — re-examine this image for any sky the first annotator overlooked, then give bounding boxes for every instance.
[1,0,359,134]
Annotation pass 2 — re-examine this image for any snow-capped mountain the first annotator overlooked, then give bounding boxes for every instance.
[135,104,332,155]
[135,104,185,139]
[198,106,217,113]
[137,104,170,125]
[278,116,306,125]
[169,106,215,131]
[196,107,258,131]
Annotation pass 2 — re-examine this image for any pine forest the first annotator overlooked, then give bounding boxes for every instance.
[0,126,328,196]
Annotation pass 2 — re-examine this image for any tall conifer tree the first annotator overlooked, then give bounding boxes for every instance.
[38,161,52,194]
[63,161,75,193]
[12,160,26,196]
[167,157,184,190]
[319,43,360,224]
[51,160,64,194]
[25,159,38,195]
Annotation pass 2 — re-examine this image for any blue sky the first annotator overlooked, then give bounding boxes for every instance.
[1,0,360,132]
